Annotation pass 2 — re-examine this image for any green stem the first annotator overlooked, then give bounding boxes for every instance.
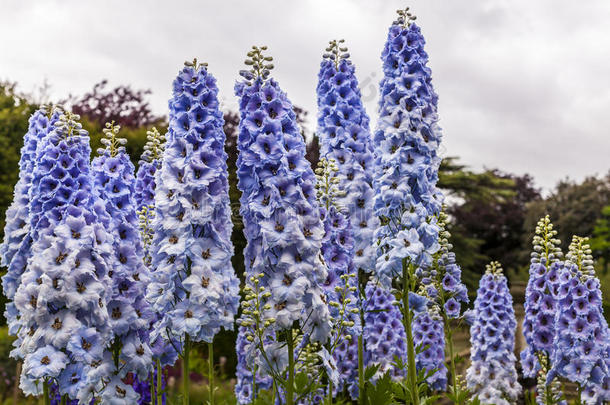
[208,342,215,405]
[327,380,333,404]
[60,394,67,405]
[156,359,162,405]
[182,335,191,405]
[286,331,295,405]
[576,384,582,405]
[444,316,459,402]
[402,259,420,405]
[43,380,50,405]
[358,334,365,405]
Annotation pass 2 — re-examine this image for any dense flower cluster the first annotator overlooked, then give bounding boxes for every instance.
[1,107,58,341]
[147,61,240,347]
[363,281,407,379]
[418,212,468,317]
[521,216,563,378]
[315,157,360,397]
[91,121,154,402]
[373,17,443,287]
[549,237,610,404]
[12,112,114,402]
[412,309,447,390]
[316,40,378,272]
[466,262,521,405]
[235,47,331,342]
[135,127,165,212]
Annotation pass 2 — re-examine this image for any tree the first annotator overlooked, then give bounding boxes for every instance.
[590,205,610,273]
[68,80,162,128]
[524,174,610,257]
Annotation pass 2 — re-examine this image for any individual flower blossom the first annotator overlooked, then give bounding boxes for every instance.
[373,10,444,287]
[135,127,165,212]
[412,307,447,391]
[91,121,154,398]
[147,60,240,351]
[234,46,331,396]
[548,236,610,404]
[520,216,566,404]
[466,262,521,405]
[362,281,407,379]
[13,111,114,401]
[1,107,59,340]
[314,158,360,398]
[316,40,378,272]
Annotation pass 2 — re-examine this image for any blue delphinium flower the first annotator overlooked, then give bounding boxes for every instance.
[316,39,378,272]
[91,121,154,402]
[362,281,407,379]
[314,157,360,398]
[466,262,521,405]
[548,237,610,404]
[412,308,447,391]
[520,216,565,404]
[1,107,59,341]
[147,60,240,350]
[135,127,165,212]
[373,10,443,287]
[12,111,114,401]
[235,47,331,404]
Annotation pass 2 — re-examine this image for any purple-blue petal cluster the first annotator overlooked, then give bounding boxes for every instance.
[234,70,330,338]
[147,62,240,347]
[91,122,154,388]
[466,262,521,405]
[412,309,447,390]
[135,127,165,212]
[316,42,378,272]
[12,112,115,401]
[1,107,59,339]
[363,281,407,379]
[373,20,443,287]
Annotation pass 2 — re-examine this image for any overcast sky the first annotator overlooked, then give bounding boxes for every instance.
[1,0,609,191]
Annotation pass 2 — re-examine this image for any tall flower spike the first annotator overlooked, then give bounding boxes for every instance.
[549,237,610,404]
[1,106,59,341]
[412,306,447,390]
[13,111,114,402]
[147,60,240,348]
[521,216,564,379]
[234,47,331,402]
[466,262,521,405]
[362,281,407,380]
[135,127,165,211]
[316,39,378,272]
[91,121,154,403]
[315,158,361,398]
[373,9,443,287]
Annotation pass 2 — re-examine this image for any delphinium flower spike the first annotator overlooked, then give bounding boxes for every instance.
[91,121,154,403]
[146,60,240,405]
[314,157,361,399]
[548,236,610,404]
[134,127,172,404]
[234,46,331,405]
[520,215,565,404]
[1,106,59,349]
[466,262,521,405]
[316,39,378,273]
[373,8,444,403]
[13,111,114,403]
[135,127,165,212]
[416,210,469,396]
[412,306,447,391]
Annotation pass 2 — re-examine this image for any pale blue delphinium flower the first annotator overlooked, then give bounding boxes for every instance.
[466,262,521,405]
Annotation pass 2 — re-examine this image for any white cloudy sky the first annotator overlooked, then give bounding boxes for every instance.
[1,0,609,190]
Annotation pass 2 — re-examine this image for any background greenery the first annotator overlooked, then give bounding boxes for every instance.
[0,80,608,403]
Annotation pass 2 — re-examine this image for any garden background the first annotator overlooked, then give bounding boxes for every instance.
[1,1,609,403]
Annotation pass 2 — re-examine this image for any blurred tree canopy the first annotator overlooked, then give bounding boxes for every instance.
[591,205,610,273]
